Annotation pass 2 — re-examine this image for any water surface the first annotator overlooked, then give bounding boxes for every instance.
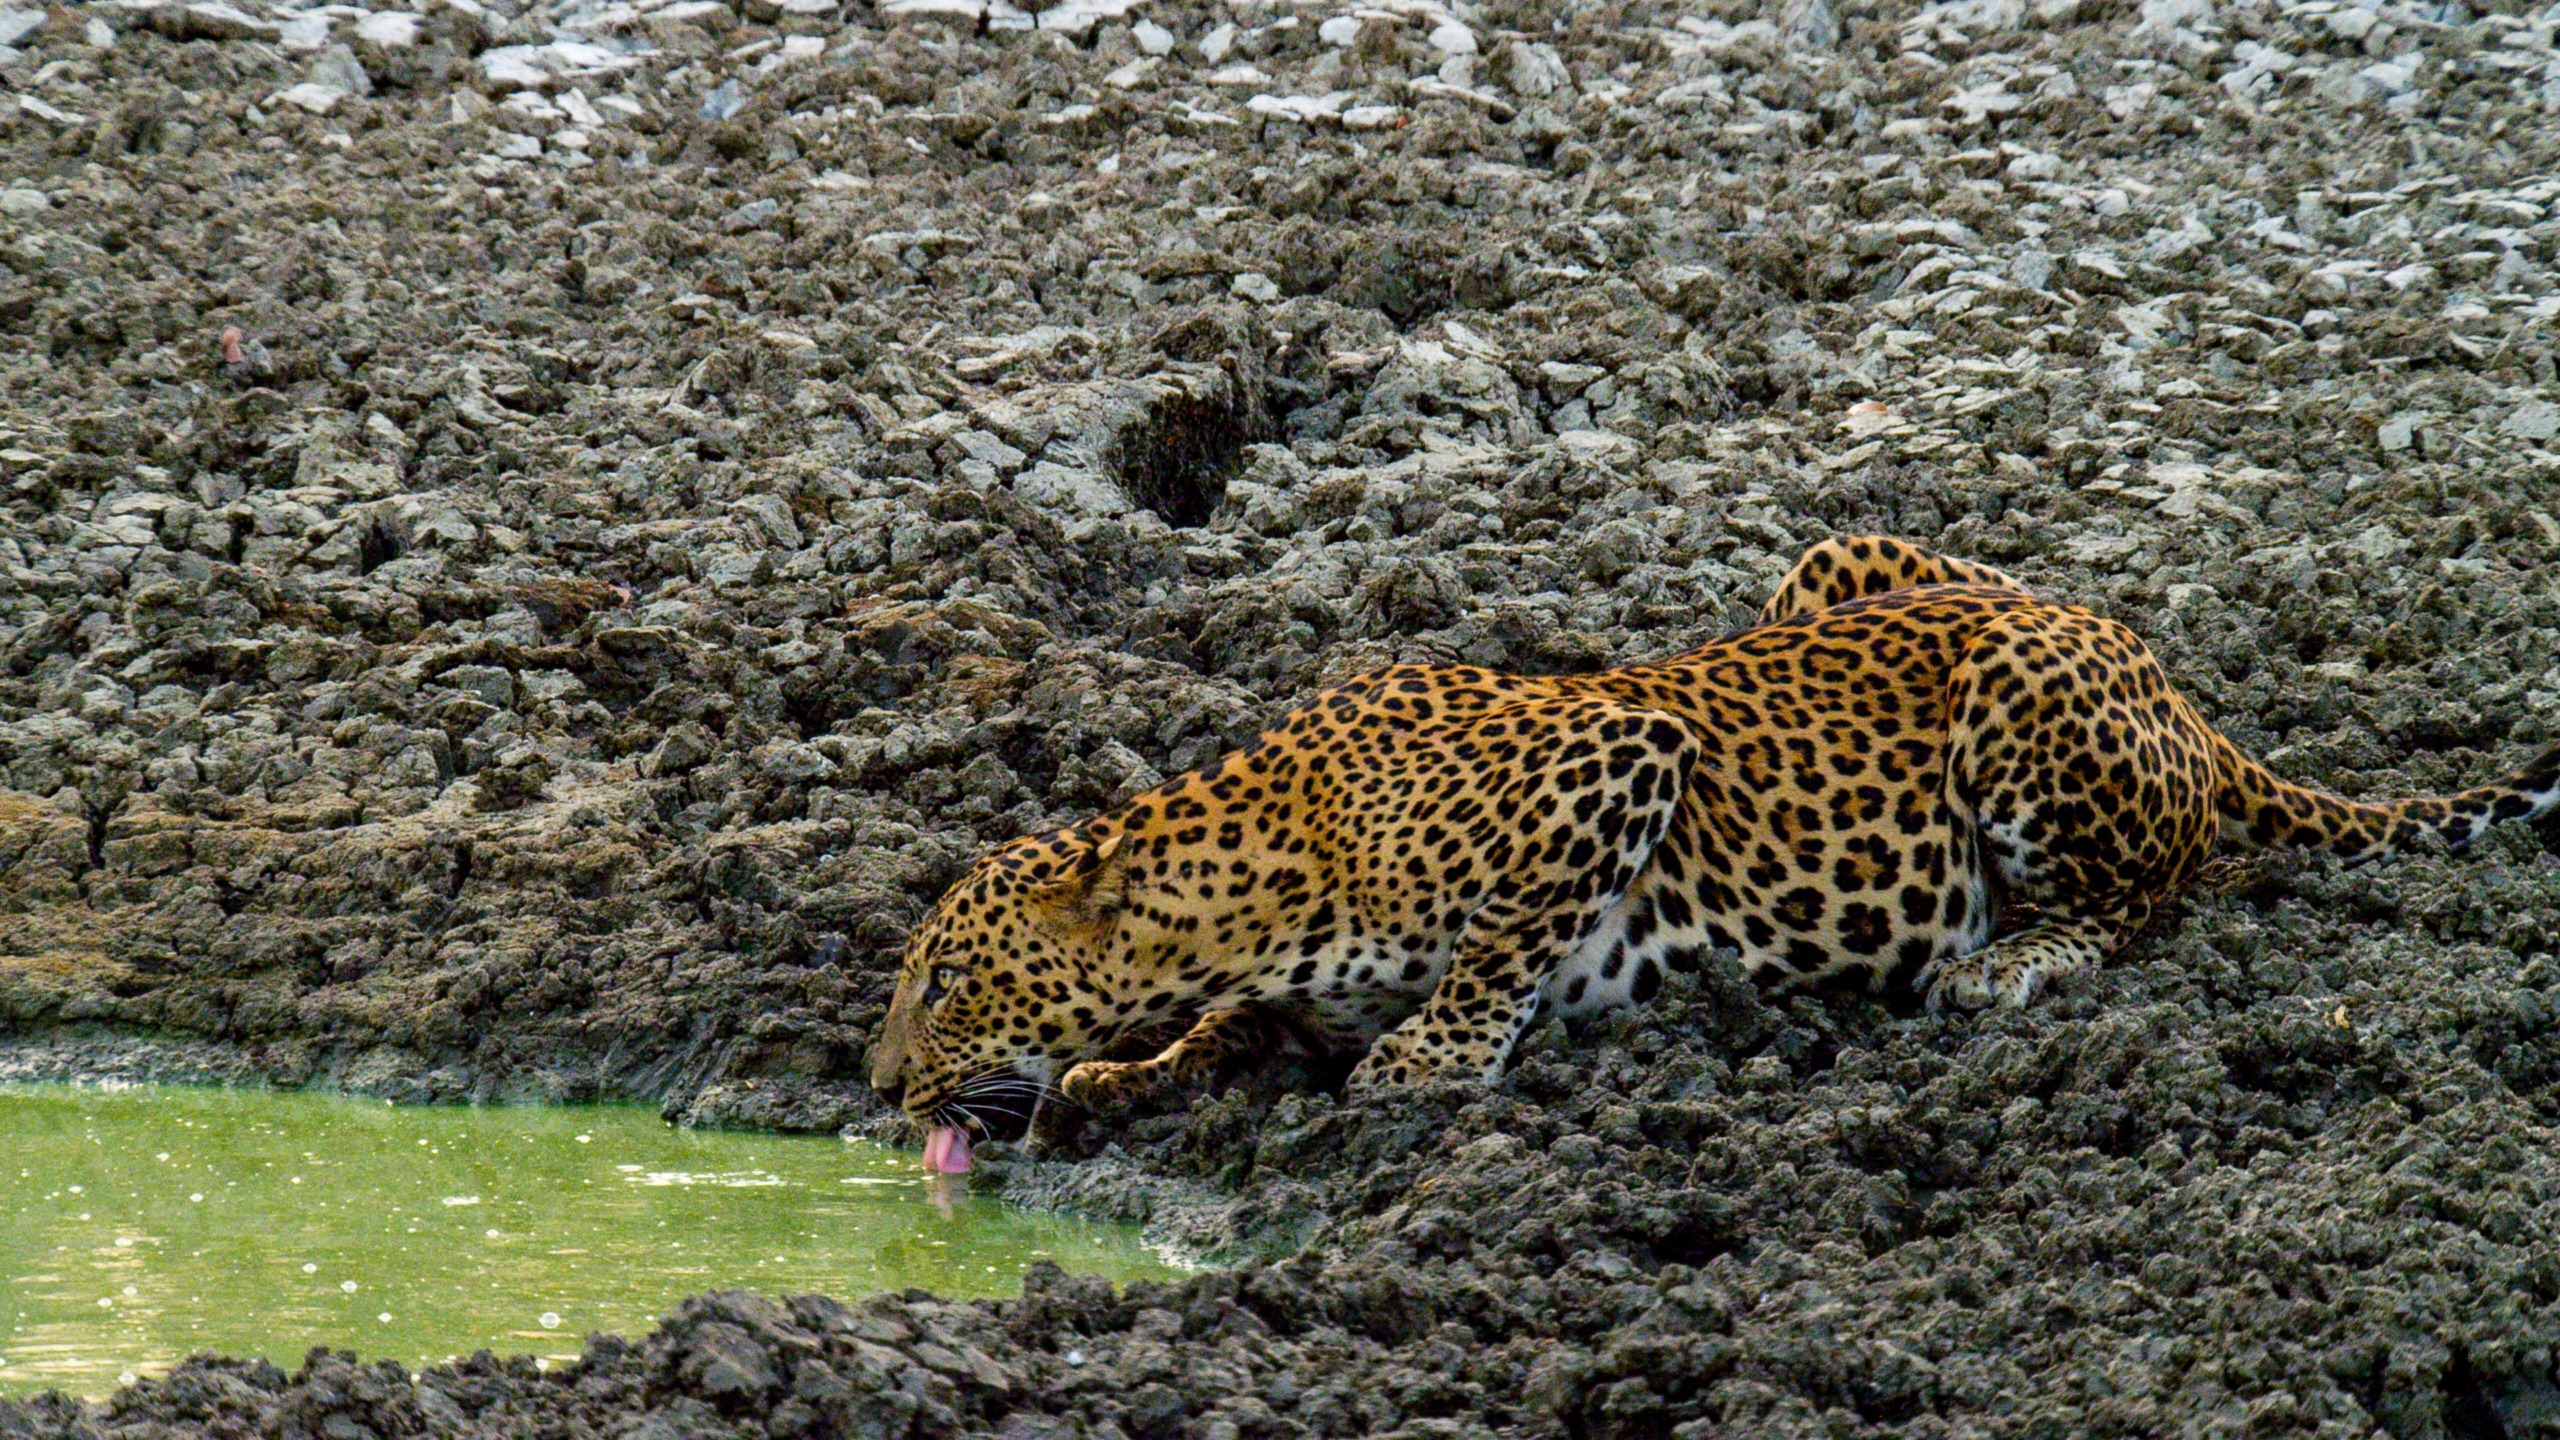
[0,1082,1181,1398]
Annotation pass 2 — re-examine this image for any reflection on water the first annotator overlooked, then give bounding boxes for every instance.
[0,1082,1182,1399]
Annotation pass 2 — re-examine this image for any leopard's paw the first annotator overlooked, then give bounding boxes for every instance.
[1345,1028,1499,1091]
[1918,956,1998,1013]
[1059,1059,1155,1111]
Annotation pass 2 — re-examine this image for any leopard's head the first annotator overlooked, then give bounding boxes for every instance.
[867,829,1138,1136]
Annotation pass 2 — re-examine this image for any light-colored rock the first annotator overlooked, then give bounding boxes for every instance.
[1427,19,1474,53]
[2502,402,2560,443]
[356,12,420,48]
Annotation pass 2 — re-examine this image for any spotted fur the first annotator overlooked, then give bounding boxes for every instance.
[867,536,2560,1127]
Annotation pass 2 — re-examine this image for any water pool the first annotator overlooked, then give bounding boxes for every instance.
[0,1082,1182,1398]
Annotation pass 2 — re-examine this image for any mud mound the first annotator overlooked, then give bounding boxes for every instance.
[6,0,2560,1428]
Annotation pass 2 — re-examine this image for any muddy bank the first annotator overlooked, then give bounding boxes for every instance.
[7,0,2560,1425]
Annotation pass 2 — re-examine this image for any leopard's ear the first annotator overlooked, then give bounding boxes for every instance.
[1024,831,1132,932]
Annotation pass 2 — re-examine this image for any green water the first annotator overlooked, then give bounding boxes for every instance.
[0,1083,1181,1399]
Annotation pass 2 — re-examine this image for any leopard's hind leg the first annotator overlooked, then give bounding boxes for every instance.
[1919,902,2155,1011]
[1759,535,2031,625]
[1923,606,2221,1009]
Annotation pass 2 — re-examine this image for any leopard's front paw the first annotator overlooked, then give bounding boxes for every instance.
[1059,1059,1156,1111]
[1346,1028,1499,1091]
[1917,956,1998,1013]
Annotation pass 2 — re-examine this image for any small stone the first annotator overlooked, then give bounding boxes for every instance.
[1196,21,1234,60]
[356,12,420,48]
[1318,14,1360,45]
[699,78,747,120]
[948,429,1029,472]
[440,665,517,710]
[1131,17,1173,53]
[478,47,552,91]
[0,187,49,216]
[1247,92,1351,123]
[2376,412,2423,453]
[1782,0,1838,48]
[276,13,332,50]
[1427,19,1476,53]
[157,2,278,41]
[1538,361,1604,391]
[0,8,45,47]
[276,84,345,114]
[724,197,780,230]
[644,723,718,777]
[731,493,803,548]
[308,44,374,99]
[1231,271,1281,303]
[1104,56,1158,88]
[649,0,738,27]
[2502,402,2560,443]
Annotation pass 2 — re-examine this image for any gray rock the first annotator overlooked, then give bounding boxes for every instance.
[2501,402,2560,443]
[730,493,803,549]
[699,78,747,120]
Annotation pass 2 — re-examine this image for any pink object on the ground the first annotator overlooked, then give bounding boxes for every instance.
[922,1125,973,1175]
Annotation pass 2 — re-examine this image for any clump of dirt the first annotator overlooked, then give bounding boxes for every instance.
[6,0,2560,1428]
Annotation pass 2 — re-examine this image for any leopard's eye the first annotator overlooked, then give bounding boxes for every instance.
[923,966,963,1007]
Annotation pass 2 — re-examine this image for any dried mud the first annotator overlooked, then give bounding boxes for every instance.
[5,0,2560,1428]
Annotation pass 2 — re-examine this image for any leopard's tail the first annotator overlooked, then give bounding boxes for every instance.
[2207,728,2560,863]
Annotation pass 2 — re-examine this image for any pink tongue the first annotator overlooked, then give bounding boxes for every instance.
[922,1125,974,1175]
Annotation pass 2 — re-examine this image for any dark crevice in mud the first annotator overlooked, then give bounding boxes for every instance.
[2445,1348,2513,1440]
[79,795,109,876]
[446,841,473,900]
[1109,385,1270,532]
[356,520,401,576]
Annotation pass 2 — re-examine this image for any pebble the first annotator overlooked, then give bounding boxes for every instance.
[699,77,746,119]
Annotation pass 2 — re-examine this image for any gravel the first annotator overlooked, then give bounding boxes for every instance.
[4,0,2560,1429]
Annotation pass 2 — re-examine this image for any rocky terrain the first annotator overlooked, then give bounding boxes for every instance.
[5,0,2560,1426]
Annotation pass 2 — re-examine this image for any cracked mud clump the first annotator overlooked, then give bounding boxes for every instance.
[6,0,2560,1428]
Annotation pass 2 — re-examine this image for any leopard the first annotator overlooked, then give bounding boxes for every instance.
[865,535,2560,1135]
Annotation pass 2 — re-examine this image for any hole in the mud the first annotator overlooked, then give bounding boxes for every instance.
[2443,1347,2512,1440]
[1105,388,1248,529]
[358,520,402,576]
[80,797,109,876]
[447,841,473,900]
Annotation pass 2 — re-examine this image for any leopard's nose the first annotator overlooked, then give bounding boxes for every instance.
[871,1075,906,1110]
